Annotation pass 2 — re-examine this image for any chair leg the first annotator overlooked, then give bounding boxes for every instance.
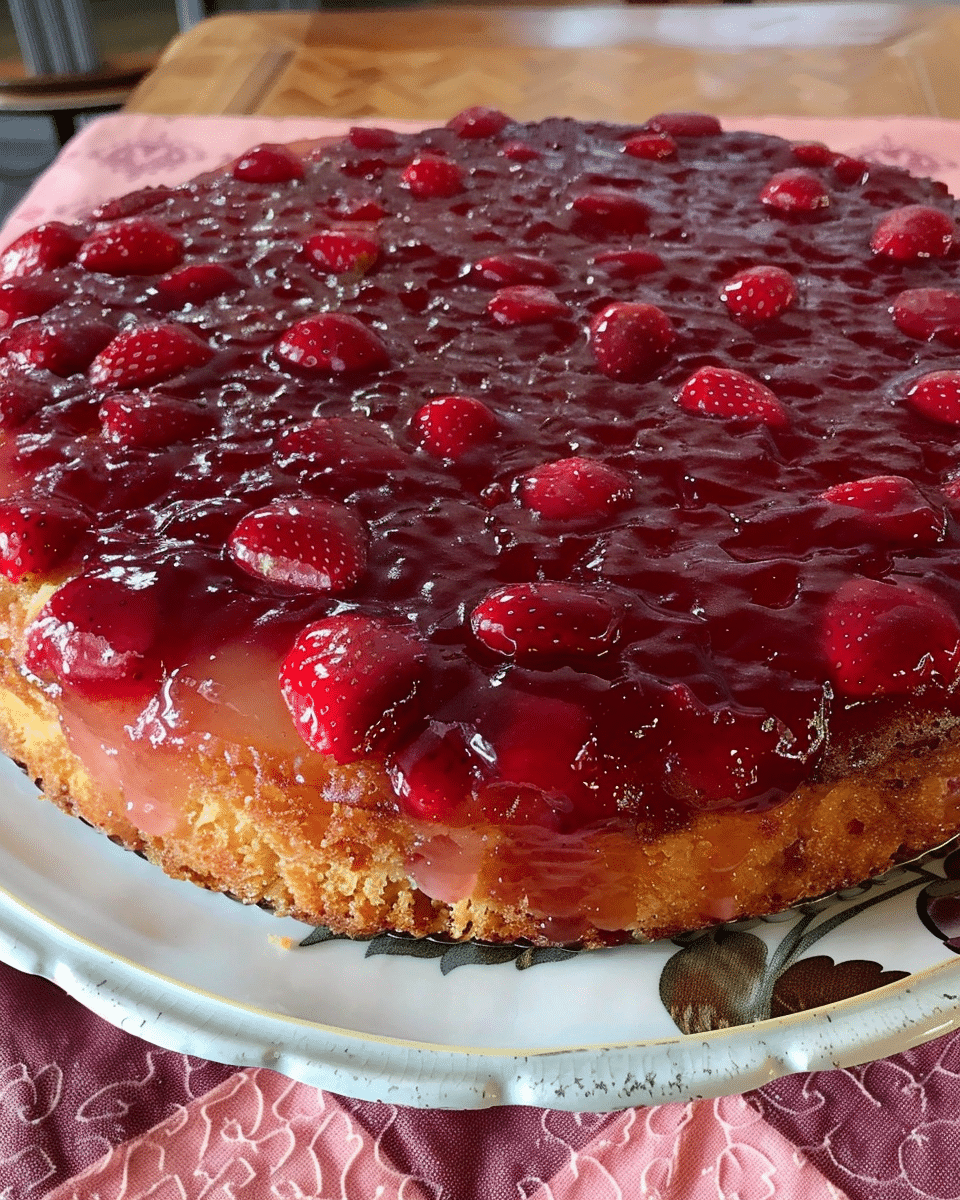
[51,109,76,147]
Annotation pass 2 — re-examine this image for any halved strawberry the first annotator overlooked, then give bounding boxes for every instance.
[232,143,305,183]
[446,106,511,138]
[521,456,633,521]
[487,285,570,326]
[570,189,649,234]
[871,205,954,261]
[623,132,677,160]
[759,169,830,213]
[720,265,797,323]
[6,317,116,377]
[470,582,621,660]
[99,393,218,449]
[645,112,722,137]
[413,395,497,459]
[401,155,464,199]
[471,252,560,287]
[891,288,960,347]
[228,498,368,593]
[88,323,214,389]
[905,370,960,424]
[0,277,66,329]
[820,475,944,544]
[275,415,407,483]
[25,569,162,697]
[348,126,399,151]
[0,499,84,582]
[0,222,83,280]
[676,366,788,428]
[91,186,177,221]
[499,141,540,163]
[590,249,664,279]
[275,313,389,374]
[822,576,960,697]
[77,218,184,276]
[149,263,242,312]
[589,302,675,381]
[279,613,426,762]
[304,230,380,274]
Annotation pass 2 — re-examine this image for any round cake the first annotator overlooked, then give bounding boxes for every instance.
[2,109,960,947]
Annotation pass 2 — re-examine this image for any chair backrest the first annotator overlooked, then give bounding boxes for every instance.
[8,0,102,76]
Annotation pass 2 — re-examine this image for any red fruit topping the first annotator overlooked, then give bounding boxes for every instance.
[77,218,184,276]
[570,189,649,234]
[25,570,162,696]
[590,249,664,278]
[333,196,389,221]
[0,222,83,280]
[790,141,832,167]
[646,112,722,137]
[624,132,677,160]
[232,143,305,183]
[275,415,406,481]
[822,577,960,698]
[389,723,474,822]
[0,277,66,329]
[304,230,380,274]
[88,323,214,389]
[658,684,799,811]
[821,475,944,543]
[348,126,399,151]
[150,263,242,311]
[500,141,540,162]
[833,155,870,185]
[472,252,560,287]
[759,169,830,213]
[228,499,367,593]
[6,317,115,377]
[589,302,675,381]
[480,691,594,827]
[275,313,389,374]
[470,582,621,660]
[99,393,217,449]
[413,394,497,459]
[446,106,511,139]
[0,377,47,428]
[0,499,83,582]
[677,366,788,427]
[522,456,633,521]
[487,285,570,326]
[871,205,954,260]
[906,371,960,424]
[401,155,465,198]
[91,186,177,221]
[279,613,425,763]
[891,288,960,346]
[720,264,797,323]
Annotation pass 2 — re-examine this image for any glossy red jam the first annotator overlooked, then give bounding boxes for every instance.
[3,114,960,842]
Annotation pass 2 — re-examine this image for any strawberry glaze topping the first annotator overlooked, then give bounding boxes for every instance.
[4,114,960,842]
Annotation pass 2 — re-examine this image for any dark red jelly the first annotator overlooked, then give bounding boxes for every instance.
[4,115,960,840]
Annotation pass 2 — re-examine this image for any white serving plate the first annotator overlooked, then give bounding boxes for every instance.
[1,753,959,1111]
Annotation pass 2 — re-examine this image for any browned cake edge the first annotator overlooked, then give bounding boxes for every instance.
[3,575,960,947]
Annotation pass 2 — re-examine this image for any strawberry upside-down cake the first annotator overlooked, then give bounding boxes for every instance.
[1,110,960,948]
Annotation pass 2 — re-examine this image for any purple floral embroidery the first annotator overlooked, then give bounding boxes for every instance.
[87,134,208,183]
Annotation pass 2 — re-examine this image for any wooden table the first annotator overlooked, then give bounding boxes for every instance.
[125,4,960,122]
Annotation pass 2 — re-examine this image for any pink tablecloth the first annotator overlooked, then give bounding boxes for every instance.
[3,112,960,1199]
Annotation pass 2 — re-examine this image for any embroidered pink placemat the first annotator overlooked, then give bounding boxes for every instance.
[2,113,960,1199]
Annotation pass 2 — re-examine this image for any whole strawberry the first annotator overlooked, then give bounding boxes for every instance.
[446,106,511,138]
[522,456,633,521]
[0,277,66,329]
[150,263,242,312]
[0,499,84,582]
[6,317,115,377]
[487,285,570,326]
[589,302,675,381]
[279,613,426,762]
[304,230,380,275]
[232,143,305,183]
[905,370,960,424]
[99,393,218,449]
[759,169,830,213]
[413,395,497,460]
[470,582,621,660]
[720,265,796,323]
[871,205,954,260]
[821,475,944,544]
[89,323,214,389]
[276,415,407,483]
[228,498,368,593]
[401,155,464,199]
[0,222,83,280]
[891,288,960,347]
